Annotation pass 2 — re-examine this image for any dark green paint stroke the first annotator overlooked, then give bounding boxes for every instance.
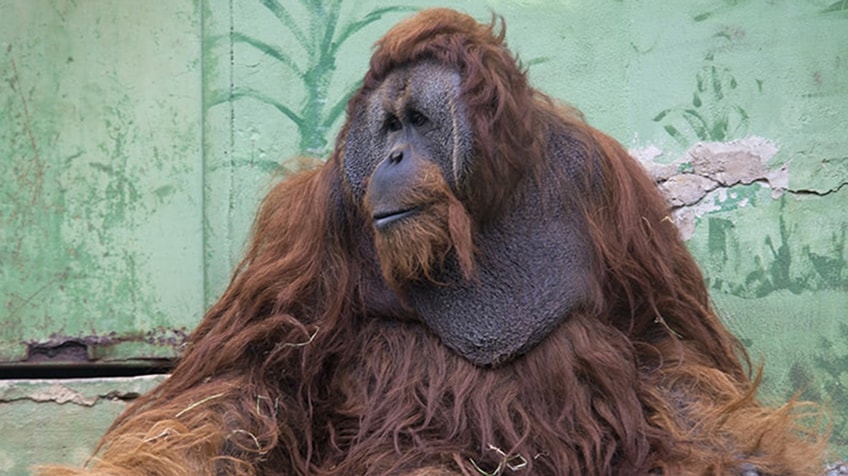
[213,1,416,159]
[703,196,848,298]
[655,57,752,146]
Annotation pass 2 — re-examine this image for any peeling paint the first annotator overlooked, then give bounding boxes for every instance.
[18,384,96,406]
[0,375,165,407]
[632,137,789,240]
[0,0,204,364]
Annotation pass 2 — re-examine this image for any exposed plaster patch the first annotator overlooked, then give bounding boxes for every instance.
[0,382,96,406]
[688,138,786,197]
[630,137,787,240]
[659,174,719,207]
[27,383,98,406]
[0,375,166,407]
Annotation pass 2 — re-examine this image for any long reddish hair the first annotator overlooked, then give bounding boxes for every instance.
[40,9,824,476]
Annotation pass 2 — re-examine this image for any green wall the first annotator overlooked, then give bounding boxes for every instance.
[0,0,204,363]
[1,0,846,472]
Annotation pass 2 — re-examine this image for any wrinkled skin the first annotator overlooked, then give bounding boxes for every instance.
[344,60,592,366]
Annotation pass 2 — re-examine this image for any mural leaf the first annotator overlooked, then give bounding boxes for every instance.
[230,86,305,130]
[653,109,670,122]
[663,124,687,145]
[319,1,343,57]
[682,109,711,140]
[322,82,362,130]
[655,60,751,145]
[232,32,303,76]
[260,0,310,50]
[525,56,552,68]
[823,0,848,13]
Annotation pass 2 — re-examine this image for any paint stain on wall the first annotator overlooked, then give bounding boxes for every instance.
[0,2,204,363]
[653,59,754,147]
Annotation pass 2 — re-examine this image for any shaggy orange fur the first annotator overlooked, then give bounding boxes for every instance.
[38,8,825,476]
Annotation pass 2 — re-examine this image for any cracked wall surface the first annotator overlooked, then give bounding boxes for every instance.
[1,0,846,473]
[633,137,790,240]
[636,137,848,463]
[0,376,166,474]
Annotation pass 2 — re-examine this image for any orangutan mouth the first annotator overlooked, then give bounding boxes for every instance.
[373,207,419,229]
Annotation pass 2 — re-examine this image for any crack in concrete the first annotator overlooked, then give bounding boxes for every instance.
[786,180,848,197]
[631,137,787,240]
[0,382,97,406]
[0,375,165,407]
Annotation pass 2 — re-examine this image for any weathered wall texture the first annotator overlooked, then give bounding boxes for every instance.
[0,375,166,473]
[0,0,204,365]
[1,0,846,472]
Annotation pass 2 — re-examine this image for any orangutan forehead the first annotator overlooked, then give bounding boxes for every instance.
[372,62,463,115]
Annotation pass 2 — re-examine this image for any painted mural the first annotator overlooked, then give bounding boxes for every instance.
[0,0,846,472]
[208,1,415,162]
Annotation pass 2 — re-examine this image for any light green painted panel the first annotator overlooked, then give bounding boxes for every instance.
[0,0,204,363]
[200,0,421,300]
[0,375,166,476]
[0,0,845,466]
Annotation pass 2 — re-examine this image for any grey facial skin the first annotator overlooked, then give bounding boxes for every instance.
[344,61,593,366]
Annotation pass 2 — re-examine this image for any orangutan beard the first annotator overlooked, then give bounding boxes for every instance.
[367,164,475,291]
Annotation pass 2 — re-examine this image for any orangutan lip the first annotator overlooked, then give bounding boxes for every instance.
[373,207,418,229]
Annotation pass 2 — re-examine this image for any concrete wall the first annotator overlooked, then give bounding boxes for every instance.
[1,0,846,472]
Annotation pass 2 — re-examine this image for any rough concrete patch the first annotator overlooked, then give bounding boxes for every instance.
[0,381,96,406]
[630,137,786,240]
[28,383,98,406]
[0,375,167,407]
[688,138,778,185]
[659,174,720,207]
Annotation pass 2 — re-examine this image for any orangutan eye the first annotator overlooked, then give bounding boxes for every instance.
[385,114,401,132]
[409,110,428,127]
